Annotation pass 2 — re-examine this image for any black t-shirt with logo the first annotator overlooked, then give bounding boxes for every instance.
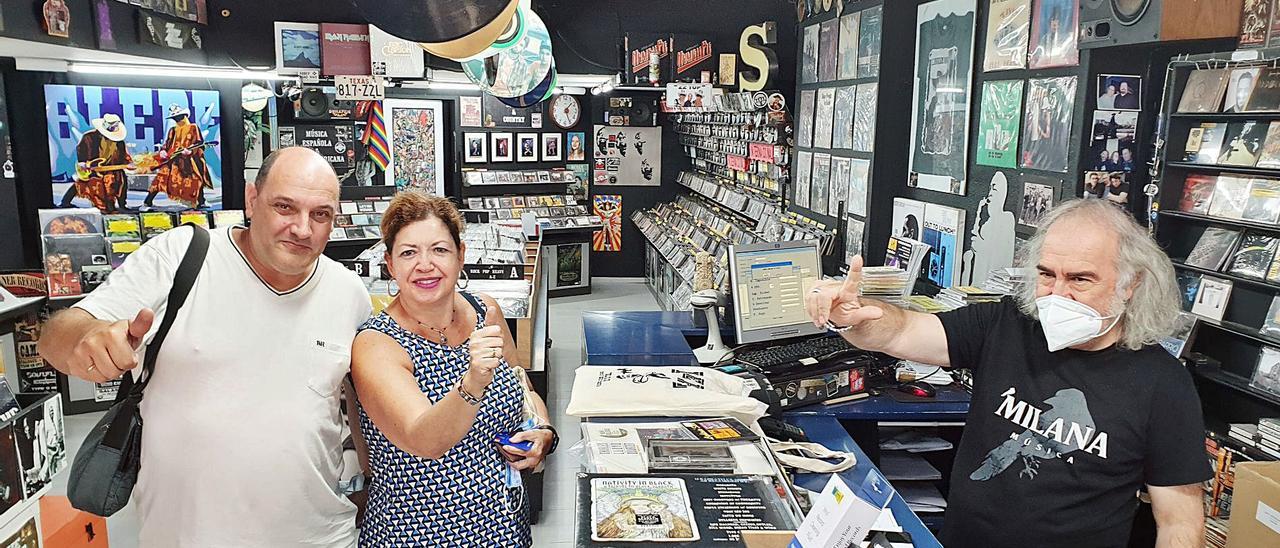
[935,298,1210,548]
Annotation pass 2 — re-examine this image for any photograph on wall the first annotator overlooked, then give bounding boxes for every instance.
[1019,182,1055,227]
[794,151,813,210]
[543,133,563,162]
[463,132,486,163]
[517,133,538,162]
[1028,0,1078,69]
[976,79,1024,168]
[1224,68,1261,113]
[45,84,223,212]
[15,397,65,498]
[819,18,839,82]
[857,6,883,78]
[983,0,1030,72]
[832,86,856,149]
[1089,110,1138,172]
[1020,76,1077,173]
[852,83,877,152]
[838,12,860,81]
[592,194,623,252]
[1177,69,1230,113]
[1102,172,1130,207]
[797,90,816,148]
[810,153,832,214]
[908,0,977,195]
[801,24,819,84]
[491,132,513,162]
[567,132,586,161]
[1240,0,1271,48]
[1097,74,1141,110]
[1083,171,1110,199]
[274,22,321,76]
[593,126,661,186]
[384,99,444,194]
[813,88,836,149]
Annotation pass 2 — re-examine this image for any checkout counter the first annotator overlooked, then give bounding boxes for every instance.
[579,310,974,547]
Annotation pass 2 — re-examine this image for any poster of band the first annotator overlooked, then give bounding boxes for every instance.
[908,0,976,195]
[383,98,444,195]
[1020,76,1078,173]
[983,0,1030,72]
[592,126,661,186]
[976,80,1024,168]
[45,84,222,212]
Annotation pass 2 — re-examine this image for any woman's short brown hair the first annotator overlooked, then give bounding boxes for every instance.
[380,190,465,250]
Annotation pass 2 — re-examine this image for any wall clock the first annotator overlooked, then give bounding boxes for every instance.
[550,94,581,129]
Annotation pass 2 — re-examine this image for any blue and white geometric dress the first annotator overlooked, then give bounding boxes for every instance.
[356,293,531,547]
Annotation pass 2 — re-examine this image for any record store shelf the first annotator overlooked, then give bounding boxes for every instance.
[1172,261,1280,292]
[1171,112,1280,120]
[1159,210,1280,235]
[1193,364,1280,408]
[1166,161,1280,180]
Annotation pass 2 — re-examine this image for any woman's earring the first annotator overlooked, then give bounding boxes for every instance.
[457,268,470,290]
[389,282,399,297]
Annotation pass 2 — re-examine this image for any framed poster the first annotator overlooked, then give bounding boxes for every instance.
[383,99,444,193]
[983,0,1030,72]
[273,22,321,76]
[567,132,586,161]
[592,195,623,252]
[976,80,1024,168]
[491,132,514,162]
[908,0,977,195]
[459,96,483,127]
[543,133,563,162]
[517,133,538,162]
[1020,76,1077,172]
[45,84,223,212]
[1028,0,1078,69]
[592,126,661,186]
[463,132,486,163]
[277,124,356,176]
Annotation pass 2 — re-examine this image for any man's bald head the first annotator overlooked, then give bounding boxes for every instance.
[253,146,339,196]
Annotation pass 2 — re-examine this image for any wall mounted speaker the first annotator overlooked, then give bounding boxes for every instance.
[1079,0,1241,49]
[294,88,357,121]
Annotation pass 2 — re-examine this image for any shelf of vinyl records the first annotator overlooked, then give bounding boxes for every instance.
[675,171,784,231]
[37,207,246,299]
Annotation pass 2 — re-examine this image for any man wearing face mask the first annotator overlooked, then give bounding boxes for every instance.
[806,199,1208,548]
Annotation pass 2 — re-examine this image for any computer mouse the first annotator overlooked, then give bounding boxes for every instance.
[897,382,936,398]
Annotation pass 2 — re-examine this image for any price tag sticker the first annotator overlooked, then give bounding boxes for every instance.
[335,75,385,101]
[298,69,321,83]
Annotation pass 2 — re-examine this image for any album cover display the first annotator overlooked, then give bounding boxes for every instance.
[1176,69,1230,113]
[1262,296,1280,336]
[1257,122,1280,168]
[794,151,812,210]
[832,86,856,149]
[14,397,65,498]
[1177,271,1202,312]
[838,12,861,80]
[1223,68,1260,113]
[1191,277,1233,321]
[1208,176,1252,219]
[857,5,882,78]
[922,202,966,287]
[1252,347,1280,397]
[1185,227,1241,270]
[851,83,878,152]
[829,156,851,218]
[0,425,21,517]
[846,218,866,258]
[1180,175,1217,215]
[1240,0,1270,49]
[909,0,976,195]
[1194,123,1229,164]
[818,18,839,82]
[1230,234,1279,279]
[810,153,832,214]
[976,80,1023,168]
[849,158,871,218]
[1246,67,1280,112]
[1020,76,1077,173]
[982,0,1030,72]
[797,90,815,148]
[801,24,819,84]
[1218,121,1269,166]
[1027,0,1078,69]
[1244,178,1280,223]
[590,477,699,541]
[813,88,836,149]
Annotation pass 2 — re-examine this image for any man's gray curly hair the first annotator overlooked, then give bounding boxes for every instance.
[1015,199,1181,351]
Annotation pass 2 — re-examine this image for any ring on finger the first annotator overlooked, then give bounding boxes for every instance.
[86,364,97,373]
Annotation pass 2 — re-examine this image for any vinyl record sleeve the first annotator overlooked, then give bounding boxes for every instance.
[1229,234,1278,279]
[1179,174,1217,215]
[1185,227,1241,270]
[1208,176,1252,219]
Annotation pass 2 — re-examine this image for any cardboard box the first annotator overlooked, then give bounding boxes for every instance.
[743,530,797,548]
[40,496,107,548]
[1227,461,1280,548]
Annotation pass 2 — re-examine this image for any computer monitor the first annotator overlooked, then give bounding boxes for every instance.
[728,240,825,345]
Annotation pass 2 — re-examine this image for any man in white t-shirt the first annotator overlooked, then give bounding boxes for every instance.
[39,147,370,547]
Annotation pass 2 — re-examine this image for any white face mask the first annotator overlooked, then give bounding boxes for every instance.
[1035,295,1122,352]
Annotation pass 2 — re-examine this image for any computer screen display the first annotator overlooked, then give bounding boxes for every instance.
[729,240,824,344]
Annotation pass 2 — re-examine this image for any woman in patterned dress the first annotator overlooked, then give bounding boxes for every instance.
[350,190,556,546]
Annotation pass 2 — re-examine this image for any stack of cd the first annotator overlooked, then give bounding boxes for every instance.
[982,268,1034,295]
[906,295,955,314]
[1257,417,1280,458]
[935,286,1006,310]
[1228,422,1259,447]
[1205,517,1228,548]
[859,266,910,308]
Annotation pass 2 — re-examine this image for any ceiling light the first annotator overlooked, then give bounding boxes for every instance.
[68,62,295,81]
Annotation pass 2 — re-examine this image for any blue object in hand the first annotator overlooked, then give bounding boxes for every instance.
[496,432,534,452]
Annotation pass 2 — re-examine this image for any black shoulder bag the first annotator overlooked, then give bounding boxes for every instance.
[67,224,210,516]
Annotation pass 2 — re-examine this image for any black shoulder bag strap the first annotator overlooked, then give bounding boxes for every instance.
[102,223,209,449]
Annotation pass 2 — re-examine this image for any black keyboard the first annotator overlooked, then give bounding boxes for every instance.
[736,336,858,371]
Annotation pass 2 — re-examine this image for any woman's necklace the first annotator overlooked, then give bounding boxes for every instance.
[401,301,455,345]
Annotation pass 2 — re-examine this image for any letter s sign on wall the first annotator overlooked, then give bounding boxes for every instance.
[738,21,779,92]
